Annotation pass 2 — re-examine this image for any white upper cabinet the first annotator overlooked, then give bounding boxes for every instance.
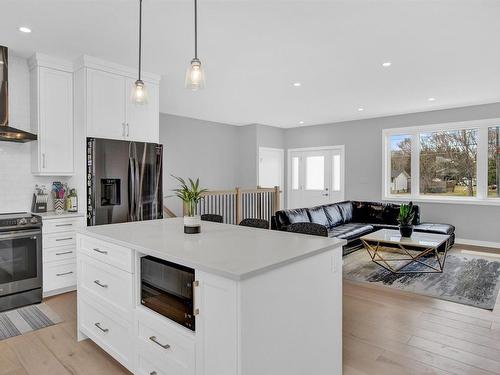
[30,55,74,176]
[125,78,159,143]
[77,56,160,144]
[86,69,126,140]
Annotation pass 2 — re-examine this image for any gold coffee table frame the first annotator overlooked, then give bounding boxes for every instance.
[361,229,452,274]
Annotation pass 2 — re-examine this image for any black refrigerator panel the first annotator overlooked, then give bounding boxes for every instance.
[87,138,163,226]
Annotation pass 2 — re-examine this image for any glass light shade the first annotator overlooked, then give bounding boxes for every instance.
[185,58,205,90]
[131,79,148,104]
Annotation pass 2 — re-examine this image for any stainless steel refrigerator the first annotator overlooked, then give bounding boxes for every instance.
[87,138,163,226]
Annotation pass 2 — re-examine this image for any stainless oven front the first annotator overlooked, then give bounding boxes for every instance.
[0,229,42,310]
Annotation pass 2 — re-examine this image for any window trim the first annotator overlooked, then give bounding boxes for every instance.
[382,118,500,205]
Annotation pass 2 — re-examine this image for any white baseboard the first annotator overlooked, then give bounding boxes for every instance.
[455,238,500,249]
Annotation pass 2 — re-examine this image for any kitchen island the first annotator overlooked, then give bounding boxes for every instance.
[76,218,345,375]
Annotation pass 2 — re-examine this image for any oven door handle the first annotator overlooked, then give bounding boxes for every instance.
[0,230,41,240]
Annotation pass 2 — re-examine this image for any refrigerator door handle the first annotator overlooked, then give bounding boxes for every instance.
[126,123,130,137]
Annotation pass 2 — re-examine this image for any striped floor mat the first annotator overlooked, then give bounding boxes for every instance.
[0,303,62,340]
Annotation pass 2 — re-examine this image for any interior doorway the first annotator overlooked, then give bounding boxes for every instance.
[287,146,345,209]
[258,147,285,208]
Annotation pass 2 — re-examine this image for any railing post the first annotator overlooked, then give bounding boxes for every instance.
[235,187,242,224]
[274,186,280,212]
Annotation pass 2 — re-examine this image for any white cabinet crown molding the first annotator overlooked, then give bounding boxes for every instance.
[73,55,161,84]
[28,53,74,72]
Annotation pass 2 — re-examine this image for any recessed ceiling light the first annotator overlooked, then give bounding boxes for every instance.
[358,107,364,112]
[19,26,32,33]
[428,97,436,101]
[293,82,302,87]
[299,121,304,125]
[382,61,392,67]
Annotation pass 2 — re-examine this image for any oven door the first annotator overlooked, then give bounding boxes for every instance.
[0,230,42,297]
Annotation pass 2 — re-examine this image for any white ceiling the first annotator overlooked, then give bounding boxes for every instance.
[2,0,500,128]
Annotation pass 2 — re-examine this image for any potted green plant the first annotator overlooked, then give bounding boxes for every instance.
[172,175,207,234]
[397,202,415,237]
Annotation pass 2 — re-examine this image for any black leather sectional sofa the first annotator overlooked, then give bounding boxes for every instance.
[274,201,455,255]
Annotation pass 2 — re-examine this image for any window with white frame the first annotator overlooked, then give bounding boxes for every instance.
[383,120,500,203]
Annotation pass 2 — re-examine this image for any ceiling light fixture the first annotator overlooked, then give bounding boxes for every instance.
[19,26,32,33]
[131,0,148,104]
[293,82,302,87]
[299,121,304,125]
[382,61,392,67]
[185,0,205,90]
[358,108,364,112]
[428,97,436,101]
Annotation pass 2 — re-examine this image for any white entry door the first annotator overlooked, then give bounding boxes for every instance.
[288,146,344,209]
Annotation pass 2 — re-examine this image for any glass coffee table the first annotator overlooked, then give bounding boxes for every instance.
[360,229,452,274]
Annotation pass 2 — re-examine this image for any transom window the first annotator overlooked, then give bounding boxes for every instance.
[383,120,500,204]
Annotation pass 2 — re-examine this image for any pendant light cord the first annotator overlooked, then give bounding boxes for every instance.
[138,0,143,81]
[194,0,198,59]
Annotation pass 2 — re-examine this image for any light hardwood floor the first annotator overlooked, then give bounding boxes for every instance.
[1,248,500,375]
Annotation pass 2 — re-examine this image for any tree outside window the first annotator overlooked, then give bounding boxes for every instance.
[419,129,478,197]
[488,127,500,198]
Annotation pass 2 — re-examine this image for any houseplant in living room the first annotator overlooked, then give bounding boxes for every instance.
[172,175,207,234]
[398,202,415,237]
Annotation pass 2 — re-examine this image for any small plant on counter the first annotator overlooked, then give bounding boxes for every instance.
[397,202,415,237]
[172,175,207,234]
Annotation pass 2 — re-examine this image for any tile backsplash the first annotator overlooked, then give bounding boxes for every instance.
[0,54,69,213]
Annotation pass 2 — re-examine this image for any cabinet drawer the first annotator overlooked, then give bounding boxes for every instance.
[43,245,76,263]
[43,261,76,292]
[79,255,133,314]
[137,310,195,375]
[79,299,132,367]
[137,346,185,375]
[44,232,76,248]
[79,236,133,273]
[43,217,85,234]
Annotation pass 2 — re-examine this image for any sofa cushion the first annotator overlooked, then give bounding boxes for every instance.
[414,223,455,236]
[328,223,374,241]
[323,204,343,228]
[275,208,310,227]
[337,201,354,223]
[307,206,330,227]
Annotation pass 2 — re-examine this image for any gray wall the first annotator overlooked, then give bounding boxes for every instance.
[160,113,241,215]
[285,103,500,244]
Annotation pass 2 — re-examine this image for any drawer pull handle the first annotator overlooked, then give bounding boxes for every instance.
[93,280,108,288]
[56,271,73,277]
[149,336,170,350]
[94,322,109,333]
[56,237,73,242]
[55,223,73,227]
[55,251,73,256]
[93,248,108,255]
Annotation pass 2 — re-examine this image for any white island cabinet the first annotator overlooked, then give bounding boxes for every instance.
[76,218,345,375]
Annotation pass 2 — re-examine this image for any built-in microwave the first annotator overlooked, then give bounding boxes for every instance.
[140,256,196,331]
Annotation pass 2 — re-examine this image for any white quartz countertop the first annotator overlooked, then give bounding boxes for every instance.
[79,218,346,280]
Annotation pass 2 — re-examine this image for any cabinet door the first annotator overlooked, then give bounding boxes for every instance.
[87,69,126,140]
[125,78,159,143]
[39,67,74,175]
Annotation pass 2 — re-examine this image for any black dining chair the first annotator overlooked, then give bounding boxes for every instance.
[201,214,223,223]
[239,218,269,229]
[286,222,328,237]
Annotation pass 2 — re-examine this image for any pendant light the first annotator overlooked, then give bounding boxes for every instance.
[185,0,205,90]
[132,0,148,104]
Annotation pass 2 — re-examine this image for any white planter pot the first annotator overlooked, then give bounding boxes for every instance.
[184,215,201,234]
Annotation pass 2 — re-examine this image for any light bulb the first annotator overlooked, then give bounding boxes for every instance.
[185,58,205,90]
[131,79,148,104]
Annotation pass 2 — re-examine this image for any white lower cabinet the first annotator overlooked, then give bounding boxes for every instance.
[42,214,85,297]
[79,297,134,369]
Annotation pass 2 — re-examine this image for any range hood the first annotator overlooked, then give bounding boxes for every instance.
[0,46,37,143]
